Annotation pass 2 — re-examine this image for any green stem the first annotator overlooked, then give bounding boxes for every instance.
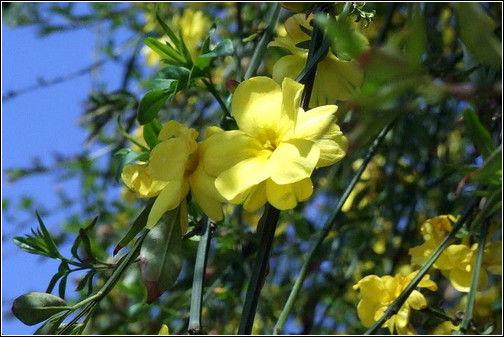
[243,3,281,80]
[422,306,460,325]
[70,230,148,311]
[203,78,231,118]
[364,199,479,335]
[188,218,213,334]
[460,219,490,332]
[238,204,280,334]
[273,118,397,334]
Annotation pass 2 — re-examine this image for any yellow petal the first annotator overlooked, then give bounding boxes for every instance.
[148,138,190,181]
[158,324,170,335]
[147,179,188,228]
[446,268,472,292]
[243,182,268,212]
[293,178,313,201]
[190,166,224,221]
[353,275,384,299]
[294,104,338,141]
[284,14,311,44]
[280,77,304,131]
[313,124,348,167]
[158,120,198,153]
[272,54,306,84]
[269,139,319,184]
[215,153,271,200]
[266,179,297,210]
[394,305,411,328]
[231,77,283,140]
[201,130,264,177]
[407,290,427,310]
[417,274,438,291]
[121,163,167,197]
[357,300,381,327]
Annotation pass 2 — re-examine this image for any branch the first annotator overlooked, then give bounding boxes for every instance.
[243,3,281,80]
[2,59,108,101]
[238,204,280,334]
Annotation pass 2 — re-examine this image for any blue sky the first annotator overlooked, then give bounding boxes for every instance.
[2,12,131,333]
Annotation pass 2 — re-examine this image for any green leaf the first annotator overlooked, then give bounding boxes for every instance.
[316,13,369,61]
[137,84,177,125]
[34,311,69,335]
[70,217,98,261]
[473,147,502,187]
[36,211,62,258]
[114,201,154,256]
[404,3,427,69]
[463,108,495,159]
[12,292,68,326]
[144,37,184,64]
[177,29,193,64]
[75,270,96,296]
[139,208,183,304]
[157,65,192,89]
[155,10,180,49]
[199,39,234,59]
[454,3,501,67]
[142,121,161,149]
[195,39,234,71]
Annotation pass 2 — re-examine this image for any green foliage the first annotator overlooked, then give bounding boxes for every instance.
[316,14,369,61]
[454,3,501,67]
[13,212,62,259]
[139,209,183,304]
[12,292,68,326]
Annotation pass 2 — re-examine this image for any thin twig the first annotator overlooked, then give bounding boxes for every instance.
[3,59,108,101]
[238,204,280,334]
[243,3,281,80]
[188,218,213,334]
[460,219,490,332]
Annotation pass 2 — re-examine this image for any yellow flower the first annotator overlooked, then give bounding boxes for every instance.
[158,323,169,335]
[143,9,211,66]
[353,271,438,334]
[409,216,501,292]
[121,121,225,228]
[432,321,459,334]
[269,14,365,107]
[207,76,347,211]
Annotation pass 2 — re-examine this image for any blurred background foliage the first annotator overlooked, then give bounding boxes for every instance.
[2,2,502,334]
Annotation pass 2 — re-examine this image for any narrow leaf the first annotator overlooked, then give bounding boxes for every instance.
[139,208,183,303]
[114,201,154,256]
[463,108,494,159]
[137,87,176,125]
[12,292,68,326]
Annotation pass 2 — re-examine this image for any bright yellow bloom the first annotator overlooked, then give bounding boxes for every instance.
[409,216,502,292]
[269,14,365,107]
[207,76,347,211]
[353,271,438,334]
[143,9,211,66]
[121,121,225,228]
